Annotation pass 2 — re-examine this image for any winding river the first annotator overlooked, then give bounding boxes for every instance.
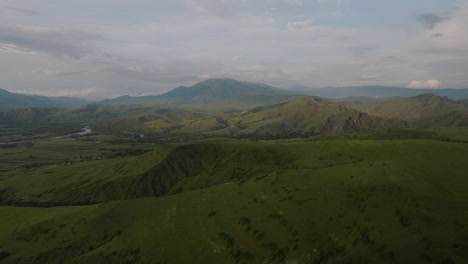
[0,126,92,145]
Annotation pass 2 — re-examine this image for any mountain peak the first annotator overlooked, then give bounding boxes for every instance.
[153,79,300,105]
[415,93,437,98]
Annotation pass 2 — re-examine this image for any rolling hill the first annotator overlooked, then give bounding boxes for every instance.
[3,86,468,141]
[172,96,408,137]
[344,93,468,127]
[0,135,467,263]
[18,94,466,139]
[0,107,61,122]
[0,88,88,111]
[80,96,409,138]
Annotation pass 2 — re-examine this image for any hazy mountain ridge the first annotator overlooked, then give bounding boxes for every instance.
[98,79,301,106]
[292,85,468,100]
[0,88,89,110]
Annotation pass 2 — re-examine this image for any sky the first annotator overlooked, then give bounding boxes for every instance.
[0,0,467,100]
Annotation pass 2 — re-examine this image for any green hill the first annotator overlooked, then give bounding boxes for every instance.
[196,96,407,137]
[0,134,467,263]
[44,96,409,138]
[0,107,61,122]
[345,93,468,126]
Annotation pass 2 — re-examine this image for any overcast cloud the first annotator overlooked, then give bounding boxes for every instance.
[0,0,467,99]
[417,13,450,29]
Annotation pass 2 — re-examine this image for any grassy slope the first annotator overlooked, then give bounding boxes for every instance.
[0,133,467,263]
[345,93,468,126]
[199,96,407,137]
[50,103,248,137]
[0,137,170,205]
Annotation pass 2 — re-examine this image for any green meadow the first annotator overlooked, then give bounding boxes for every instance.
[0,128,467,263]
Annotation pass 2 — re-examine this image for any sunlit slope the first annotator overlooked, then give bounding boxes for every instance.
[0,138,467,263]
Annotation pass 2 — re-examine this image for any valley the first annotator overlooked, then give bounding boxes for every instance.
[2,0,468,262]
[0,79,467,264]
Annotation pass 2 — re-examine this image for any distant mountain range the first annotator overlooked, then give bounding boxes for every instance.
[0,88,88,111]
[98,78,301,106]
[292,85,468,100]
[99,80,468,106]
[3,80,468,112]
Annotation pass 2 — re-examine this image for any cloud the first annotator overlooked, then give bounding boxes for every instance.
[417,13,450,29]
[407,79,441,89]
[332,10,344,17]
[287,19,313,30]
[0,43,36,54]
[348,44,378,56]
[128,60,221,80]
[186,0,234,17]
[284,0,304,5]
[32,69,92,77]
[316,0,349,3]
[13,87,97,98]
[222,64,293,85]
[410,3,468,55]
[0,25,100,58]
[0,4,36,15]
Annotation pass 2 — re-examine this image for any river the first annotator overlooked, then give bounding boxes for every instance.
[123,131,145,138]
[0,126,92,145]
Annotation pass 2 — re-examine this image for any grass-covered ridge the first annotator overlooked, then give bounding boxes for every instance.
[0,130,467,263]
[345,93,468,127]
